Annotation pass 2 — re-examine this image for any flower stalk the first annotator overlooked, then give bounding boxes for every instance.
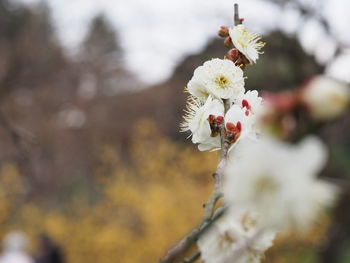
[158,6,244,263]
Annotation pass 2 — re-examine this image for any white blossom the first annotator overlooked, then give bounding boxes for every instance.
[198,209,275,263]
[223,136,338,231]
[233,90,263,117]
[229,25,265,64]
[301,75,350,120]
[187,58,245,101]
[224,105,255,147]
[181,96,224,151]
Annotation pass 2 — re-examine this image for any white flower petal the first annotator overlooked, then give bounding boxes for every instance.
[223,136,338,231]
[187,58,245,101]
[198,209,276,263]
[302,75,350,120]
[229,25,265,64]
[182,96,224,151]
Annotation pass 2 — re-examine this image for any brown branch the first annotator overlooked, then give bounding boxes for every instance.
[158,101,231,263]
[234,4,240,26]
[202,190,223,223]
[159,207,226,263]
[180,251,201,263]
[159,5,240,263]
[158,54,233,263]
[201,99,231,222]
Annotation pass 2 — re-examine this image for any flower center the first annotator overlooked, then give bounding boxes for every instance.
[236,28,254,49]
[236,27,265,51]
[226,121,242,144]
[241,212,257,232]
[219,231,236,251]
[242,99,252,116]
[330,93,349,107]
[253,175,279,200]
[215,75,230,90]
[208,115,224,137]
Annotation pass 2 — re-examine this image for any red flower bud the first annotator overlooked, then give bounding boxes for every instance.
[218,26,229,37]
[226,122,242,143]
[226,122,235,131]
[224,37,233,48]
[216,116,224,124]
[226,48,240,62]
[208,114,216,123]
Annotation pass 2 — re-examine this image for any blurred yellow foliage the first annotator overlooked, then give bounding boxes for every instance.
[0,120,330,263]
[0,120,217,263]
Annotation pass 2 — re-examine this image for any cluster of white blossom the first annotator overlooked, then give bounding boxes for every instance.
[181,57,263,151]
[180,23,339,263]
[181,23,266,152]
[198,135,337,263]
[198,209,275,263]
[223,136,337,231]
[301,75,350,120]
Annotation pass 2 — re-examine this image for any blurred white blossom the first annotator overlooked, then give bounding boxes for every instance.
[223,136,338,231]
[58,107,86,128]
[198,209,275,263]
[0,231,33,263]
[301,75,350,120]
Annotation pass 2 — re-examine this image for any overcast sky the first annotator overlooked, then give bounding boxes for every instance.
[16,0,350,84]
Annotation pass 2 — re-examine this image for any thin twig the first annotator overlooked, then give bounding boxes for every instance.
[159,5,240,263]
[234,4,240,26]
[181,251,201,263]
[159,208,226,263]
[159,87,233,263]
[159,102,230,263]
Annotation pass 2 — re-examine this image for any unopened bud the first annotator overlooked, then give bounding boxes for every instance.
[226,121,242,134]
[224,37,233,48]
[218,26,229,37]
[216,116,224,124]
[226,122,235,131]
[239,18,245,24]
[235,56,243,65]
[241,55,250,65]
[226,122,242,143]
[208,114,216,124]
[226,48,240,62]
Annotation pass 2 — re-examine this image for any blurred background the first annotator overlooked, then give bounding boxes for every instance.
[0,0,350,262]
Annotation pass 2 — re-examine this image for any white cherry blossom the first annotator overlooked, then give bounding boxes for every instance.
[187,58,245,101]
[181,96,224,151]
[229,25,265,64]
[198,209,275,263]
[223,136,338,231]
[224,105,255,147]
[301,75,350,120]
[233,90,263,117]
